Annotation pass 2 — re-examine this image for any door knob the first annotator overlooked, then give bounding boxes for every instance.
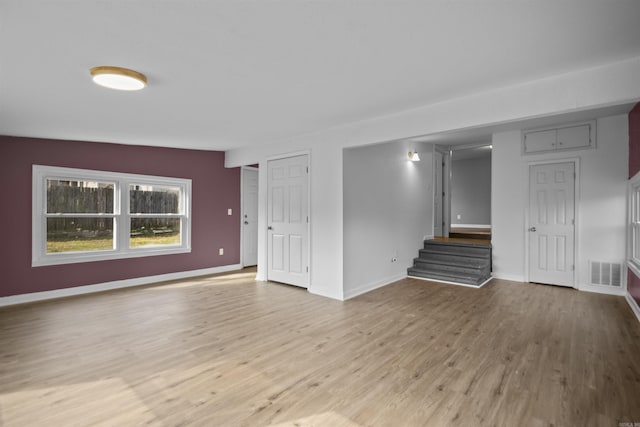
[268,226,273,230]
[244,221,249,225]
[529,227,537,232]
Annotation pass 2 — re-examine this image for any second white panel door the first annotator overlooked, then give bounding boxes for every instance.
[267,155,309,288]
[528,162,575,287]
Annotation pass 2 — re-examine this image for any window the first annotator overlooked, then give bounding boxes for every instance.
[629,172,640,274]
[33,165,191,266]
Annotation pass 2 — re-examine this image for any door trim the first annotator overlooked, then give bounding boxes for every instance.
[240,166,259,268]
[265,151,311,288]
[525,157,580,288]
[444,149,451,237]
[433,150,443,237]
[433,145,451,237]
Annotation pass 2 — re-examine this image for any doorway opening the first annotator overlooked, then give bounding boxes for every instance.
[448,143,492,243]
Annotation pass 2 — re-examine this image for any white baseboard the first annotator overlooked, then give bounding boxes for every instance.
[343,272,407,300]
[0,264,243,307]
[492,273,525,282]
[578,283,626,296]
[451,224,491,229]
[625,293,640,323]
[308,286,344,301]
[408,275,493,289]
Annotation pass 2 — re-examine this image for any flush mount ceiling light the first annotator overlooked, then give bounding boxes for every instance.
[90,66,147,91]
[408,151,420,162]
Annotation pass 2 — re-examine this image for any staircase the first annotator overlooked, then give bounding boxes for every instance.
[407,240,492,287]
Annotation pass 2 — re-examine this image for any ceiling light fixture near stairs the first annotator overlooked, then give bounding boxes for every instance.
[90,66,147,91]
[408,151,420,161]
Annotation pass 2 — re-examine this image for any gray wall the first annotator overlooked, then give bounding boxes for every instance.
[343,141,433,298]
[451,153,491,225]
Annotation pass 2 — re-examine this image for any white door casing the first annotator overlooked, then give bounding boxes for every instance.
[242,167,259,267]
[434,151,444,237]
[528,162,575,287]
[443,151,451,237]
[267,155,309,288]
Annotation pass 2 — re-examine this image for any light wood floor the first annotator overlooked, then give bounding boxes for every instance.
[1,269,640,426]
[434,236,491,245]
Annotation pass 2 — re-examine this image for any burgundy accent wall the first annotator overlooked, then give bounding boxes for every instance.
[629,103,640,307]
[0,136,240,298]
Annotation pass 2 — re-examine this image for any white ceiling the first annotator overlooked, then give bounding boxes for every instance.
[403,102,637,148]
[1,1,640,151]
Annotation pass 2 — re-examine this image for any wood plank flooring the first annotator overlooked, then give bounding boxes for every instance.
[434,236,491,245]
[448,227,492,241]
[1,269,640,426]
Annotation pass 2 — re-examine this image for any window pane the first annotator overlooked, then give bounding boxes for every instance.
[130,185,180,214]
[47,179,114,214]
[46,217,114,253]
[130,218,181,247]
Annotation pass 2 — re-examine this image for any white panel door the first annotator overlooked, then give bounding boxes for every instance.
[267,155,309,288]
[242,168,258,267]
[434,151,443,237]
[528,162,575,287]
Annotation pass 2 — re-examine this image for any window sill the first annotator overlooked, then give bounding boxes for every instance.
[32,246,191,267]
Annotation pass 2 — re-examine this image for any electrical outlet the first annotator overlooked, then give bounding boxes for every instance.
[219,248,224,255]
[457,214,461,220]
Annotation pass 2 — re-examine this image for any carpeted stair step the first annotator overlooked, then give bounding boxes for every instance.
[407,267,486,286]
[423,240,491,257]
[412,258,490,277]
[417,250,490,265]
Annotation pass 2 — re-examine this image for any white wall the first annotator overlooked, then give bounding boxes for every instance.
[492,114,629,287]
[491,131,526,281]
[252,141,345,300]
[225,58,640,300]
[451,154,492,226]
[343,141,433,299]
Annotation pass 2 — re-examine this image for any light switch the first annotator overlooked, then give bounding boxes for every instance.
[219,248,224,255]
[227,208,232,216]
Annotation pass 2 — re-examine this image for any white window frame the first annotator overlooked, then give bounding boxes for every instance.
[628,171,640,278]
[32,165,191,267]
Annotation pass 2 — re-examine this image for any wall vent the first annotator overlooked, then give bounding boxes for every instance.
[590,261,622,287]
